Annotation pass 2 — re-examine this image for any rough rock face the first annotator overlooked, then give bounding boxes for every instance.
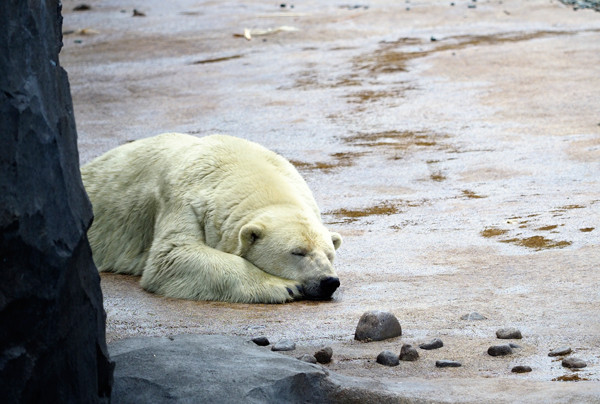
[110,334,383,404]
[0,1,113,402]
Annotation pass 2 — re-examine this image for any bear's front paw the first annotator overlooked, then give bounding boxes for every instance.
[284,284,304,302]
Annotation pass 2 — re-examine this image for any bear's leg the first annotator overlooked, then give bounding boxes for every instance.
[140,241,303,303]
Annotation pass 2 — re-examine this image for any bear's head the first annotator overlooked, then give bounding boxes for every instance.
[238,209,342,300]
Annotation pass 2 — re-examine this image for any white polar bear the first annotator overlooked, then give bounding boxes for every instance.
[81,133,342,303]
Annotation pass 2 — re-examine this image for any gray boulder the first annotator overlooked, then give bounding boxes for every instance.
[0,1,113,402]
[354,311,402,341]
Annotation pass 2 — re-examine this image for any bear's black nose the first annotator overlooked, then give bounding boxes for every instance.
[319,277,340,298]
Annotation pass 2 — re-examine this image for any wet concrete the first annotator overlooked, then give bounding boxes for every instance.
[61,0,600,400]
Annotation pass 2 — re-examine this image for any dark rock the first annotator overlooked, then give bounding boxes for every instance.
[496,328,522,339]
[460,312,487,321]
[488,345,513,356]
[73,4,91,11]
[376,351,400,367]
[272,339,296,351]
[399,344,419,361]
[436,360,461,368]
[298,354,317,364]
[252,336,270,346]
[132,9,146,17]
[549,347,572,357]
[314,347,333,364]
[562,357,587,369]
[0,1,113,403]
[419,338,444,350]
[512,365,532,373]
[354,311,402,341]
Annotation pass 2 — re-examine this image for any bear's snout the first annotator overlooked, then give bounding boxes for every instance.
[303,276,340,300]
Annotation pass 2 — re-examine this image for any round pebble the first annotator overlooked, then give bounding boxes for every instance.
[549,347,572,357]
[488,345,513,356]
[460,312,487,321]
[354,311,402,342]
[271,339,296,351]
[251,336,270,346]
[399,344,419,361]
[376,350,400,367]
[419,338,443,350]
[562,357,587,369]
[297,354,317,364]
[314,347,333,364]
[512,365,532,373]
[496,328,522,339]
[436,360,461,368]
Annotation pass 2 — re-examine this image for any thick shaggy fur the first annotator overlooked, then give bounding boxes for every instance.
[82,133,342,303]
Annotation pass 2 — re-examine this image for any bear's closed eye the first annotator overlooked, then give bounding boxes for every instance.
[291,249,307,257]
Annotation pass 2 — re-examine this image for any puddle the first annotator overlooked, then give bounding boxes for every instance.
[552,374,589,382]
[354,30,582,74]
[290,151,364,172]
[326,201,401,223]
[481,228,509,238]
[499,236,572,250]
[344,130,445,150]
[191,54,243,64]
[462,190,486,199]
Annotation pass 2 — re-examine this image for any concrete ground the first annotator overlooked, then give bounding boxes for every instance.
[61,0,600,400]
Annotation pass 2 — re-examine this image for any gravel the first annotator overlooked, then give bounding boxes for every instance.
[376,350,400,367]
[314,347,333,364]
[562,357,587,369]
[487,345,513,356]
[354,311,402,342]
[399,344,419,361]
[548,347,572,357]
[512,365,532,373]
[436,360,462,368]
[496,328,522,339]
[419,338,443,350]
[252,337,270,346]
[272,339,296,351]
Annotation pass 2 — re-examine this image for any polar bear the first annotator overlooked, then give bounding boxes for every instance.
[81,133,342,303]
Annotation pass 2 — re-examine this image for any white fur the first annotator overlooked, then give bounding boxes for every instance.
[81,133,342,303]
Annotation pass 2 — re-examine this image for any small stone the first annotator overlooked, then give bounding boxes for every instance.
[314,347,333,364]
[488,345,513,356]
[512,365,532,373]
[509,343,521,349]
[73,4,91,11]
[399,344,419,361]
[460,312,487,321]
[419,338,443,350]
[297,354,317,364]
[132,9,146,17]
[271,339,296,351]
[354,311,402,342]
[376,350,399,367]
[467,4,476,8]
[562,357,587,369]
[251,336,269,346]
[436,360,461,368]
[549,347,572,357]
[496,328,522,339]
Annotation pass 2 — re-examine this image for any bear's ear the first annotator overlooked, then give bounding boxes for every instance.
[331,232,342,250]
[239,223,264,253]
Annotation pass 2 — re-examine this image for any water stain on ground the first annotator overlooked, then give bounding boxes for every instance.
[354,30,585,74]
[326,201,402,223]
[289,151,364,172]
[499,236,572,250]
